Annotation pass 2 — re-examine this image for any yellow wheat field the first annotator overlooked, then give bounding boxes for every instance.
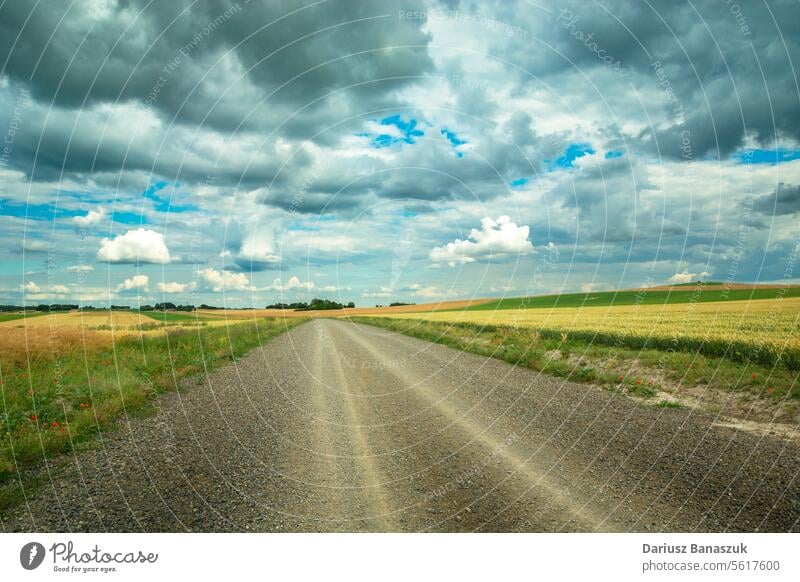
[0,310,236,331]
[381,297,800,366]
[0,311,239,361]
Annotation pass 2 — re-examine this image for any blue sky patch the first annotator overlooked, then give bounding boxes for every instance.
[733,148,800,165]
[547,143,596,171]
[112,211,148,225]
[605,150,624,159]
[510,177,528,189]
[0,200,82,221]
[0,199,152,226]
[441,128,467,157]
[359,115,424,149]
[142,181,199,213]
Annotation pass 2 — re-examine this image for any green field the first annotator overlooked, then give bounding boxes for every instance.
[465,286,800,311]
[0,312,45,323]
[140,310,211,322]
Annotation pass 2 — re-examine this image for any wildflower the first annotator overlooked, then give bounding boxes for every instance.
[30,414,37,421]
[636,379,642,385]
[52,421,59,428]
[751,373,757,379]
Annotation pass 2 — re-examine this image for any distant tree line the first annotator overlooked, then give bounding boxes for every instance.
[266,298,355,311]
[0,304,81,312]
[1,304,132,312]
[138,302,195,312]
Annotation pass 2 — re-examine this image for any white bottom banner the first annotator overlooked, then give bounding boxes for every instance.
[1,533,798,581]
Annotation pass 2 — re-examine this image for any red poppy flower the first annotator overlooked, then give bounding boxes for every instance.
[751,373,757,379]
[30,415,37,421]
[636,379,642,385]
[52,421,59,428]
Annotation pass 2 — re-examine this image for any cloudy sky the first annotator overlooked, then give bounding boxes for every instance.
[1,0,799,307]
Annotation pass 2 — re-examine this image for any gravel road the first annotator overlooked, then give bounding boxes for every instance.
[3,319,799,532]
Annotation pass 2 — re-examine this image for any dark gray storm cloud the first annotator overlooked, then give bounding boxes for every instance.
[4,0,797,198]
[0,0,433,129]
[753,183,800,215]
[479,0,800,159]
[0,0,433,182]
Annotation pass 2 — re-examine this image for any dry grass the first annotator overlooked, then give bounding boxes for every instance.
[0,326,106,366]
[0,310,147,329]
[0,310,265,363]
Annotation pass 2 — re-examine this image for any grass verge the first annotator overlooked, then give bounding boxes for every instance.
[354,317,800,418]
[0,317,304,491]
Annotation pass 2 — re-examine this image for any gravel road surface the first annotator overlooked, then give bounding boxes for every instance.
[3,319,799,532]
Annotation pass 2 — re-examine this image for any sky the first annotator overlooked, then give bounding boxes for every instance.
[1,0,799,307]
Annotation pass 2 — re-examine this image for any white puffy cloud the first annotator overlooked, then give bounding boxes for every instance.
[66,265,94,273]
[199,268,253,292]
[116,274,150,292]
[236,231,280,266]
[73,207,106,228]
[19,240,49,253]
[156,281,195,294]
[430,216,534,266]
[97,228,172,264]
[266,275,314,291]
[668,271,711,284]
[22,281,69,295]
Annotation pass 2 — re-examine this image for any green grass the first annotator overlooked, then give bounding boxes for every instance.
[0,312,45,323]
[0,317,304,493]
[140,310,212,322]
[464,286,800,311]
[657,400,686,409]
[355,317,800,406]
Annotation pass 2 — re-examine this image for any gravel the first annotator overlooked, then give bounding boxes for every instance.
[2,319,799,532]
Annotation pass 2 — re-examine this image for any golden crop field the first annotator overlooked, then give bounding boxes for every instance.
[0,310,238,362]
[381,297,800,369]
